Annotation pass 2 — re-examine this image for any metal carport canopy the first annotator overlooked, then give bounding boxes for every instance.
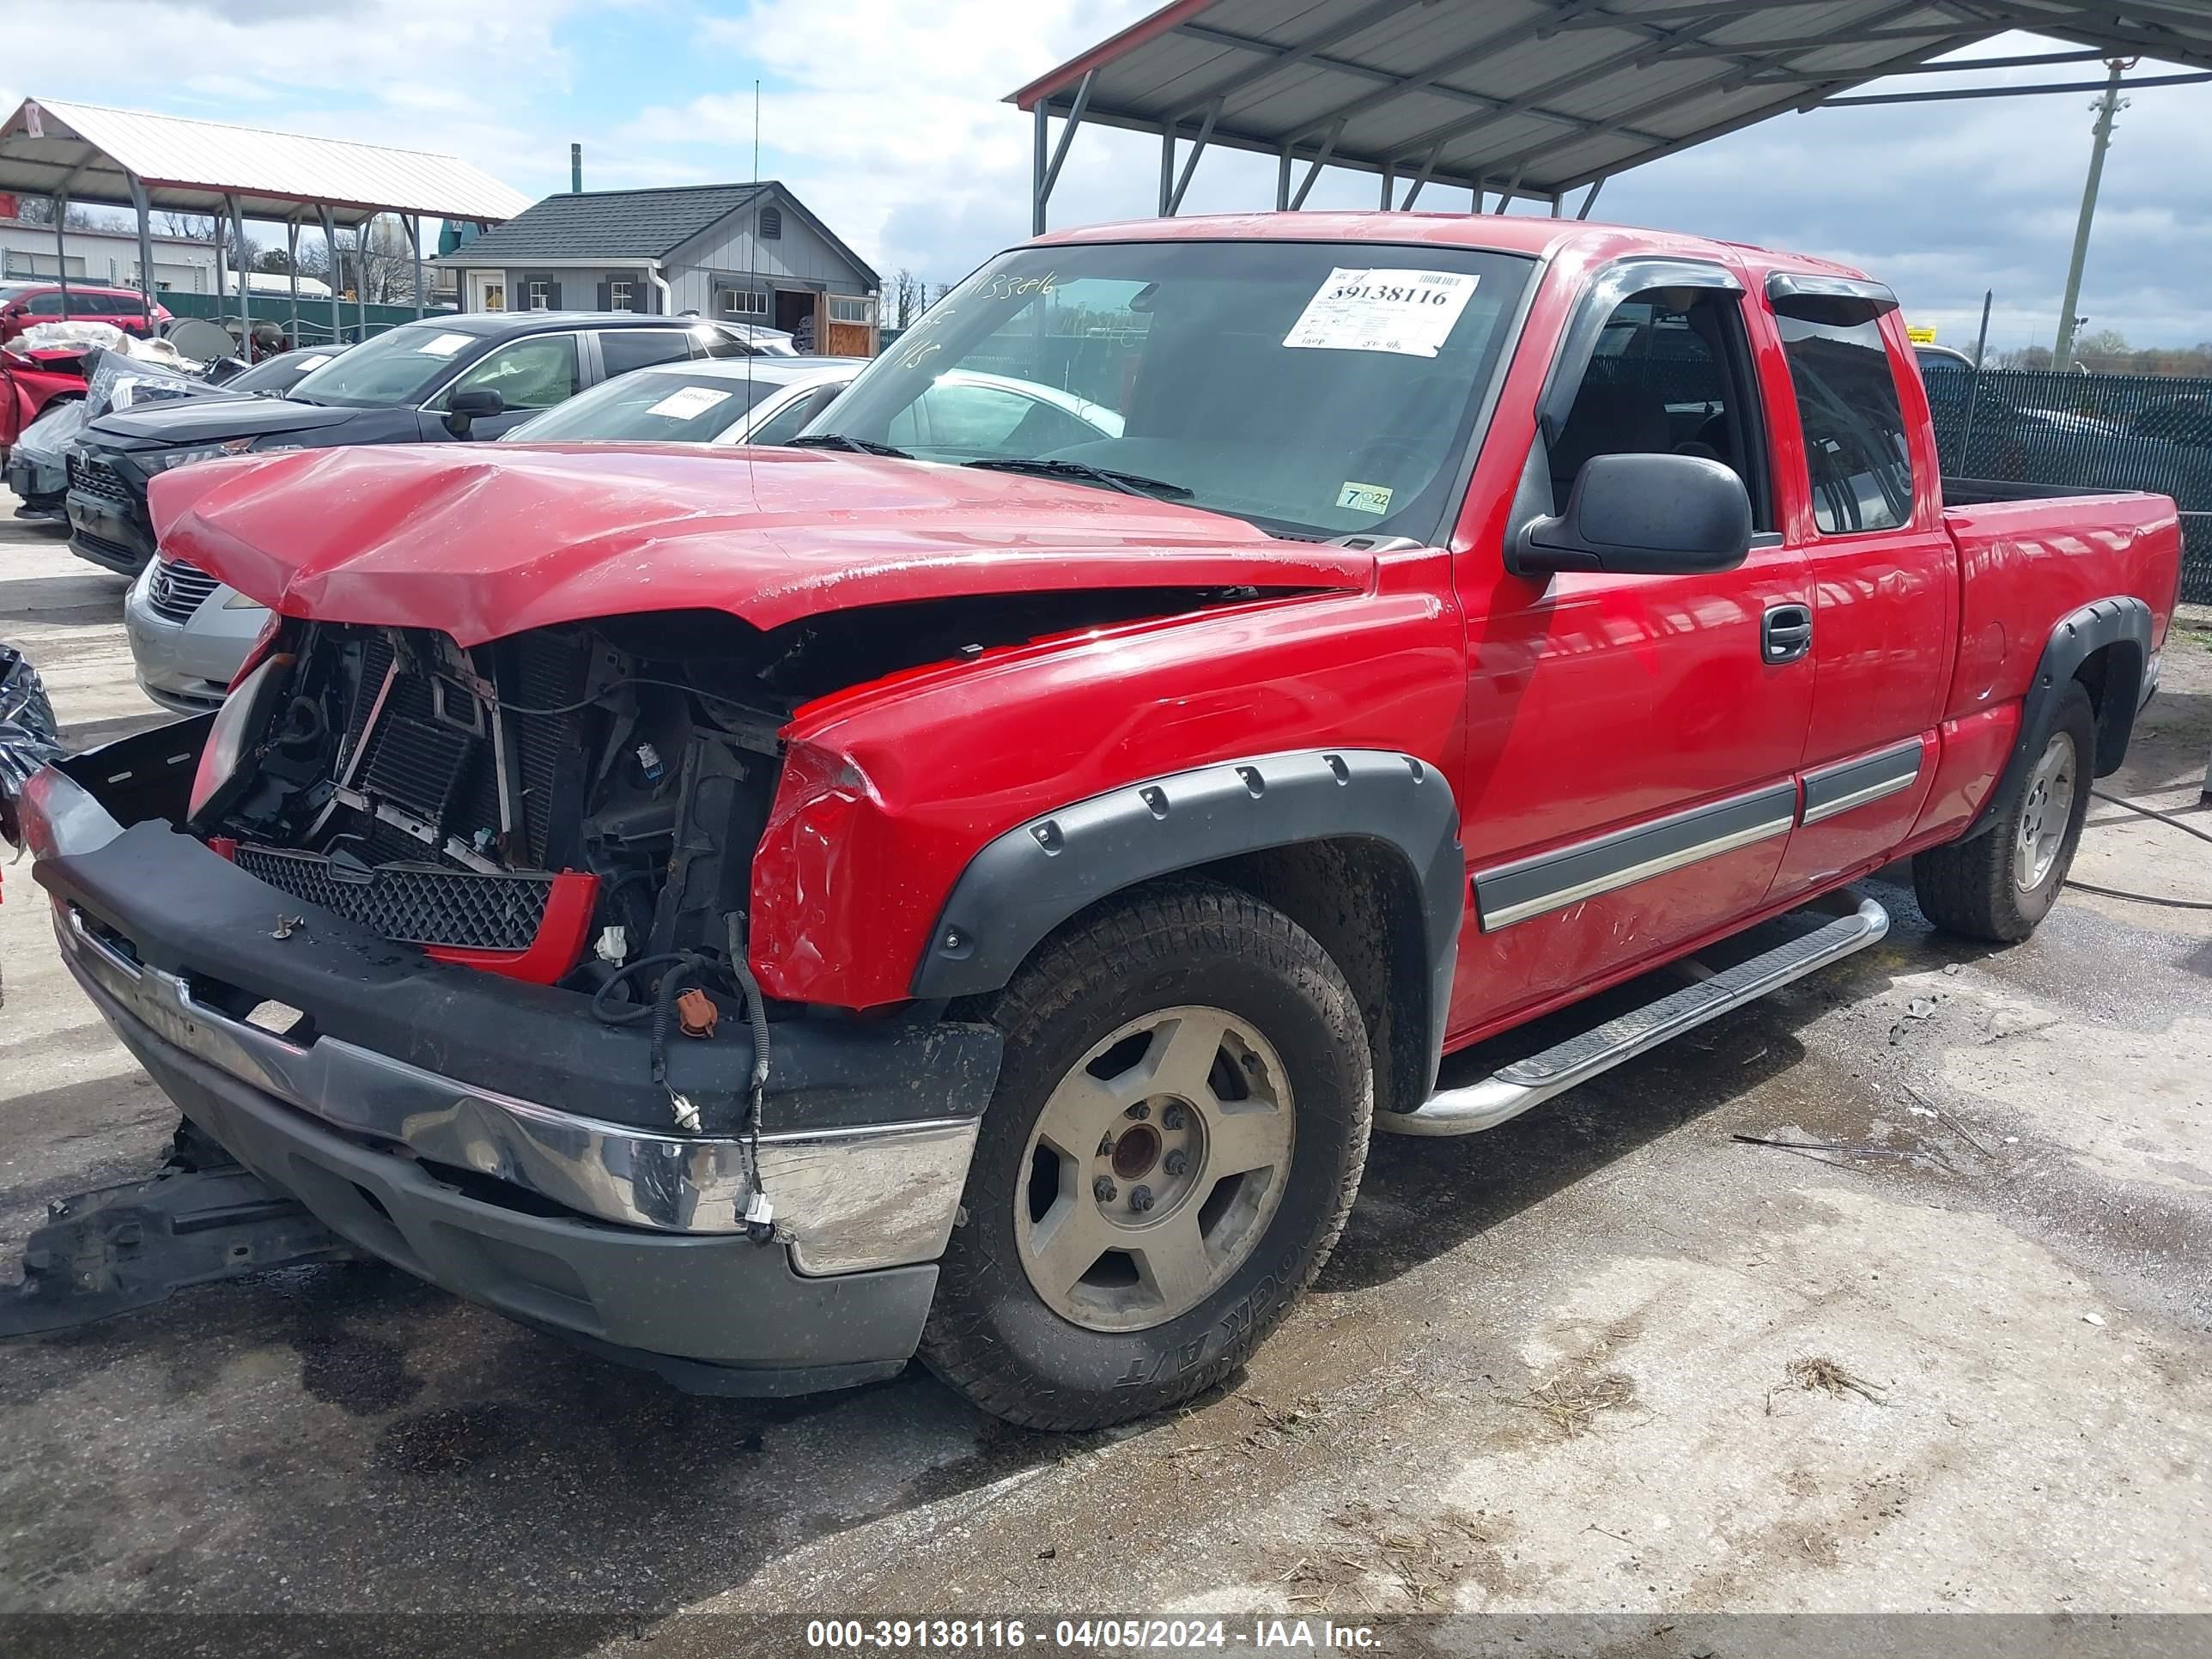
[0,96,535,336]
[0,98,532,227]
[1009,0,2212,214]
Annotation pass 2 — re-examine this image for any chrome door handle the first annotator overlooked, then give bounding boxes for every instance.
[1762,603,1813,665]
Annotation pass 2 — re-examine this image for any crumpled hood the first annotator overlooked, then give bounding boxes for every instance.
[145,441,1372,642]
[91,395,363,447]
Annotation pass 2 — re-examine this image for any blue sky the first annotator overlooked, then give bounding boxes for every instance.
[7,0,2209,349]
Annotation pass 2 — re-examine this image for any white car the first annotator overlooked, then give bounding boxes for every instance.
[497,356,1124,451]
[123,357,1123,708]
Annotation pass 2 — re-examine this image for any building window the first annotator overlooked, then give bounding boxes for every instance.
[610,278,632,309]
[719,288,769,317]
[529,281,550,310]
[830,295,874,325]
[759,207,782,240]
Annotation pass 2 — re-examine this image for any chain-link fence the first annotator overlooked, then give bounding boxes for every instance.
[1925,366,2212,603]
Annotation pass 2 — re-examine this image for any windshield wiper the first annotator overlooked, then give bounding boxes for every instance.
[962,458,1193,500]
[787,433,913,459]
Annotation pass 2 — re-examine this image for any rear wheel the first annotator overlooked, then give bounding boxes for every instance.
[1914,680,2094,942]
[919,880,1371,1430]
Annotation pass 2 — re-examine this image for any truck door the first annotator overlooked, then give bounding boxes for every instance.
[1447,260,1815,1043]
[1758,279,1953,902]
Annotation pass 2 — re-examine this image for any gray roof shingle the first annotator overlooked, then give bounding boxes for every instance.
[443,182,773,264]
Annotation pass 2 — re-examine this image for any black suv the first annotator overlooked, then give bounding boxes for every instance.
[67,312,750,575]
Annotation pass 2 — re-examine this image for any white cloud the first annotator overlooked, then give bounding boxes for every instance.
[8,3,2208,345]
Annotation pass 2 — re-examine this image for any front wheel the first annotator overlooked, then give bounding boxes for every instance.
[1913,680,2095,942]
[919,879,1372,1431]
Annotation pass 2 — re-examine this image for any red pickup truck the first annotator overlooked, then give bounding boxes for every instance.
[15,215,2179,1428]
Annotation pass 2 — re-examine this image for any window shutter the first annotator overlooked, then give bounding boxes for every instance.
[595,280,611,311]
[546,281,563,309]
[632,282,649,313]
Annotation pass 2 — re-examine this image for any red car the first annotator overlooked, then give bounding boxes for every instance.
[16,215,2181,1426]
[0,281,171,344]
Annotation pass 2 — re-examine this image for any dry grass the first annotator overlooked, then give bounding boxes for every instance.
[1496,1370,1638,1438]
[1774,1354,1889,1409]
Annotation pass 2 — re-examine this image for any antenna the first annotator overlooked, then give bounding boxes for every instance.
[752,81,761,185]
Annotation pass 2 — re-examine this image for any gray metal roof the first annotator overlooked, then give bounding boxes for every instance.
[1009,0,2212,203]
[441,183,775,263]
[0,98,532,226]
[435,180,884,289]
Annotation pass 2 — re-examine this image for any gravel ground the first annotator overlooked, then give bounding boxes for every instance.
[3,501,2209,1638]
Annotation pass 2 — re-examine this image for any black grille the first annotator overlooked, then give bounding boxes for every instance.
[72,527,143,568]
[234,846,554,951]
[146,558,221,623]
[69,454,135,505]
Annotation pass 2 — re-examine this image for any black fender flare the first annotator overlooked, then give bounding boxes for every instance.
[910,748,1465,1073]
[1964,596,2151,840]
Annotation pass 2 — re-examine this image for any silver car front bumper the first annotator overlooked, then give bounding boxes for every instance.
[22,760,981,1278]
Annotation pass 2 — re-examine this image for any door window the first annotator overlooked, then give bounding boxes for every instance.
[1778,316,1916,533]
[27,291,68,316]
[914,382,1097,453]
[441,334,580,410]
[745,383,846,446]
[599,329,693,379]
[1551,287,1771,527]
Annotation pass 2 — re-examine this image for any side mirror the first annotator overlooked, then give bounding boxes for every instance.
[1511,452,1753,578]
[443,386,504,437]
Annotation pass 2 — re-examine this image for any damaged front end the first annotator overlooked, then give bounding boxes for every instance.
[12,605,1032,1392]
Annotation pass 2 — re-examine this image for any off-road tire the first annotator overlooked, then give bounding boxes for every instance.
[1913,680,2096,942]
[919,878,1372,1431]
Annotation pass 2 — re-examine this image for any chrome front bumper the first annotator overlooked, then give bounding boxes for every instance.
[26,760,979,1278]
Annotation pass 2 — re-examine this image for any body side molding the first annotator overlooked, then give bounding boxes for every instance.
[1472,781,1799,932]
[1801,738,1924,825]
[911,749,1465,1069]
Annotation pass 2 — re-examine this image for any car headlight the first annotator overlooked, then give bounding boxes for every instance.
[186,648,293,824]
[143,438,254,474]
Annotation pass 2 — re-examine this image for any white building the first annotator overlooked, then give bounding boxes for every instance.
[0,208,218,293]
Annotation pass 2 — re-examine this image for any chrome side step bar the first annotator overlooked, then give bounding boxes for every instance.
[1381,896,1890,1138]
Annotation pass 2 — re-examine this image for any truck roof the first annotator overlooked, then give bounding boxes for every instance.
[1028,211,1872,285]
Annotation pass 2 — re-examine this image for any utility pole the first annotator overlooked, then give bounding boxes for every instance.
[2053,58,2132,368]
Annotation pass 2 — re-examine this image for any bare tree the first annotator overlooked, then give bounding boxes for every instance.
[892,267,925,329]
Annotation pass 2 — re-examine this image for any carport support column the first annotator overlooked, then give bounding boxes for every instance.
[286,220,301,343]
[405,214,423,318]
[228,195,250,358]
[127,173,155,315]
[358,215,371,340]
[52,192,70,320]
[318,204,341,341]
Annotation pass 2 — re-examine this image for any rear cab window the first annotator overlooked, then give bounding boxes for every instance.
[1778,313,1917,534]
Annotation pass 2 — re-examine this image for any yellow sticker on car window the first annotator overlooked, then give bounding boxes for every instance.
[1337,481,1393,514]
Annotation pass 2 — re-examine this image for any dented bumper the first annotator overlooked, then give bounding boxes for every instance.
[18,738,1000,1388]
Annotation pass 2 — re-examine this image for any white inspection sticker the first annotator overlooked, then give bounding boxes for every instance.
[1284,267,1480,358]
[414,331,473,358]
[1336,480,1394,514]
[645,385,736,420]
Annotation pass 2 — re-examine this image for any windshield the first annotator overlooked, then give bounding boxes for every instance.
[289,322,483,408]
[228,348,343,396]
[808,240,1534,539]
[504,368,789,444]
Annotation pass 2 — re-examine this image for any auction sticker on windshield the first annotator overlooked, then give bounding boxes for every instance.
[1284,268,1479,358]
[646,385,734,419]
[415,332,474,358]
